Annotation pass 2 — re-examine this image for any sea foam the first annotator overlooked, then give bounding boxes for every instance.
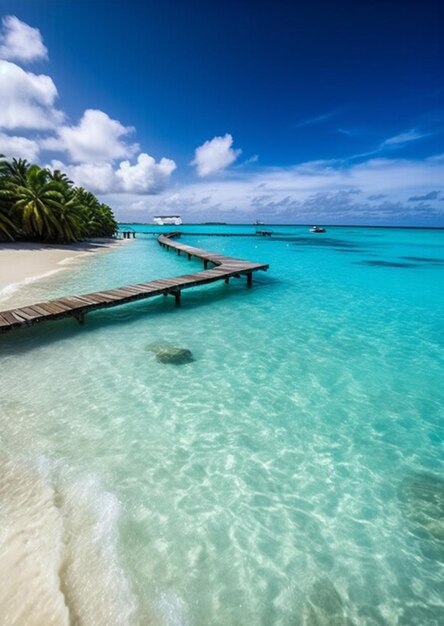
[0,455,138,626]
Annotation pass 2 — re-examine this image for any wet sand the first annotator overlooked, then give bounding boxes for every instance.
[0,239,125,302]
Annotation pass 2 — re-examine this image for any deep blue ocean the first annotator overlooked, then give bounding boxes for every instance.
[0,225,443,625]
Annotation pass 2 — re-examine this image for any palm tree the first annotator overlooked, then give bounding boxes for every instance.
[1,157,31,186]
[47,168,74,187]
[51,184,84,242]
[0,209,16,241]
[11,165,65,241]
[74,188,117,237]
[0,154,18,240]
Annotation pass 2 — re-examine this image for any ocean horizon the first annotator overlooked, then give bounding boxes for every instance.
[1,224,443,625]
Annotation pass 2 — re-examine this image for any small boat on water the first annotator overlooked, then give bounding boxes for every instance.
[310,226,326,233]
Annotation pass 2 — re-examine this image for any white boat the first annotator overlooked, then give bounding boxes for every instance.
[310,226,326,233]
[153,215,182,226]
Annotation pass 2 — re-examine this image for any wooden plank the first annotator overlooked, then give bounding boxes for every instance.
[37,303,64,315]
[99,290,130,300]
[10,311,29,323]
[19,306,45,319]
[68,295,97,306]
[0,313,11,327]
[56,297,88,310]
[81,293,110,304]
[116,285,145,295]
[11,309,35,321]
[44,300,72,312]
[21,304,50,317]
[1,311,21,325]
[121,287,148,296]
[105,288,134,299]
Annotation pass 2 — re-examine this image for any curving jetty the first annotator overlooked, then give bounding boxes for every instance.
[0,233,269,334]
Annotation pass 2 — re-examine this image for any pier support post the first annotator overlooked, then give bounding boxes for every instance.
[174,290,181,306]
[74,312,85,325]
[224,277,230,285]
[246,272,253,288]
[188,253,191,260]
[177,249,180,255]
[203,260,208,269]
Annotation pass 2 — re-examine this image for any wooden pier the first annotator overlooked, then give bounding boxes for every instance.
[0,233,268,334]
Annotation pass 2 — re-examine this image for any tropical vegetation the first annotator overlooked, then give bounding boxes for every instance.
[0,155,117,243]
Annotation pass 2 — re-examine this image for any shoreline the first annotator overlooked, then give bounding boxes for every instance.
[0,239,126,305]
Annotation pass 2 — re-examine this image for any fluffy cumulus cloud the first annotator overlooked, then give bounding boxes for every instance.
[45,114,177,193]
[43,109,139,163]
[0,132,40,161]
[51,153,176,195]
[50,160,116,194]
[116,153,176,193]
[0,60,63,130]
[0,15,47,63]
[191,133,241,176]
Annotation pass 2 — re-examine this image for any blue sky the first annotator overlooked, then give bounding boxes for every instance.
[0,0,443,225]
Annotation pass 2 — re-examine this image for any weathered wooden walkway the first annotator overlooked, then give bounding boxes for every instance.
[0,233,268,334]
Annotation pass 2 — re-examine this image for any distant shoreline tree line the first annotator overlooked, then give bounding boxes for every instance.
[0,155,117,243]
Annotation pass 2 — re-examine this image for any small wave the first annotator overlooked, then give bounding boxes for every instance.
[0,269,63,303]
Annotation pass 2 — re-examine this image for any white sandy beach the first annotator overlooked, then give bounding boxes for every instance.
[0,239,124,303]
[0,237,136,625]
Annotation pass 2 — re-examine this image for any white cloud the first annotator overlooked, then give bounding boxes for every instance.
[116,153,176,193]
[50,160,116,194]
[191,133,241,176]
[107,155,444,225]
[0,60,63,129]
[293,109,339,129]
[382,128,428,147]
[0,132,40,161]
[43,109,138,163]
[0,15,48,63]
[50,152,176,195]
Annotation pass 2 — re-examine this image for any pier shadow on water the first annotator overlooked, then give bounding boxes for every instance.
[0,275,275,353]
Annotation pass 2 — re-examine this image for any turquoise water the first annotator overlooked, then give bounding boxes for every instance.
[0,226,443,625]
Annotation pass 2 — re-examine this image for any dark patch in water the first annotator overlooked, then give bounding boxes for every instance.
[359,260,418,268]
[302,577,356,625]
[291,237,360,249]
[401,256,444,265]
[332,248,362,253]
[261,236,305,243]
[146,341,194,365]
[399,474,444,562]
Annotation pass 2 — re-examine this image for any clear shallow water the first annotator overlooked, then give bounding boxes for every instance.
[0,226,443,625]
